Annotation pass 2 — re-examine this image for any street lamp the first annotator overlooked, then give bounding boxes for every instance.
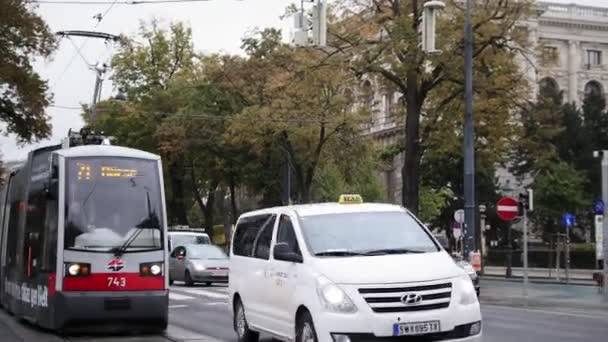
[463,0,476,262]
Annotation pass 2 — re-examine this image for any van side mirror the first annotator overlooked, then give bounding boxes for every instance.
[273,243,303,263]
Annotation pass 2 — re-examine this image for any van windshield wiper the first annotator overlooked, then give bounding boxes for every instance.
[361,248,426,256]
[314,250,366,257]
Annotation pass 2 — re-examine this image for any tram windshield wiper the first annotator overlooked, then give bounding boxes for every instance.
[111,189,160,257]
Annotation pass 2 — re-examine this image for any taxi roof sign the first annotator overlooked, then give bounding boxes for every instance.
[339,194,363,204]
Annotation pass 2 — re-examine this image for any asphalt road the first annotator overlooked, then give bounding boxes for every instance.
[165,283,608,342]
[2,283,608,342]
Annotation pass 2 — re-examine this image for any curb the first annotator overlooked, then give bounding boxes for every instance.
[481,275,597,287]
[480,296,608,314]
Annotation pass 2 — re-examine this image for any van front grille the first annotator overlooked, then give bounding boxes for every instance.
[358,282,452,313]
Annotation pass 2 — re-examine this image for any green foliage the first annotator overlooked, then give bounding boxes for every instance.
[533,160,588,239]
[0,0,56,143]
[332,0,534,212]
[418,186,454,224]
[313,153,384,203]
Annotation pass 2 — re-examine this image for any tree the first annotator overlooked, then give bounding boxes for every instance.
[227,29,372,203]
[92,20,196,225]
[512,78,565,177]
[533,160,588,240]
[331,0,533,214]
[0,0,56,143]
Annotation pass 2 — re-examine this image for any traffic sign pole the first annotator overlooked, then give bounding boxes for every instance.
[523,205,529,301]
[497,197,519,279]
[601,151,608,300]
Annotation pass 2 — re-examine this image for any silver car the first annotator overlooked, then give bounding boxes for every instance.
[169,244,229,286]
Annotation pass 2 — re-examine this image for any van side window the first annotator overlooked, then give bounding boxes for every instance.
[253,221,274,260]
[233,214,276,257]
[276,215,301,256]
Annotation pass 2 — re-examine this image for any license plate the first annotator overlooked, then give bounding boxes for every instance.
[393,321,441,336]
[211,270,228,276]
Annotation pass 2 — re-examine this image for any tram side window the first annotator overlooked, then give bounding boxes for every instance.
[24,151,53,276]
[6,174,23,269]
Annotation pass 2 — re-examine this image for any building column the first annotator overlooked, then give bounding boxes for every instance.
[568,40,579,104]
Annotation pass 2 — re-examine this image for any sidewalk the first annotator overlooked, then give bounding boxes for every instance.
[483,266,599,286]
[480,278,608,315]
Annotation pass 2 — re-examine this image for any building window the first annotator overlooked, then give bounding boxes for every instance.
[384,91,394,116]
[586,50,602,67]
[584,81,603,98]
[541,46,559,64]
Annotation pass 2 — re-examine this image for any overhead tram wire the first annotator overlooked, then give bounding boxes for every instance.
[32,0,216,4]
[51,0,120,87]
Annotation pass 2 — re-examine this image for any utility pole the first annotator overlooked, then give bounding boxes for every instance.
[594,150,608,300]
[463,0,476,261]
[55,30,120,124]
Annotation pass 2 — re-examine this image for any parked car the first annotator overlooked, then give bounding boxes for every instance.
[168,229,211,252]
[169,244,229,286]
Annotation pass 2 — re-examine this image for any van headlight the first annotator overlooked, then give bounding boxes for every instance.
[316,276,357,313]
[458,275,478,305]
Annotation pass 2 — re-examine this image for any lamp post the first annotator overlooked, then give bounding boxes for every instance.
[594,150,608,300]
[463,0,476,262]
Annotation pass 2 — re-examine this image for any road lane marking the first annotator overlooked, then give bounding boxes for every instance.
[169,304,188,309]
[483,304,608,320]
[169,292,196,301]
[176,287,229,299]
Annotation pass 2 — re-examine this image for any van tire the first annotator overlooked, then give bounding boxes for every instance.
[185,271,194,286]
[296,311,318,342]
[234,299,259,342]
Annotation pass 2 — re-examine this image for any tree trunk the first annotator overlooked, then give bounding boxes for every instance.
[401,69,422,214]
[204,186,216,237]
[229,177,238,224]
[169,161,189,225]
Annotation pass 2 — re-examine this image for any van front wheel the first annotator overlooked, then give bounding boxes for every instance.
[234,299,259,342]
[296,311,318,342]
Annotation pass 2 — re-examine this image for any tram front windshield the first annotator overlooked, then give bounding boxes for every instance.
[64,157,164,252]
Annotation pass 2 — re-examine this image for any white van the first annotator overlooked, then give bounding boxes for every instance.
[229,196,482,342]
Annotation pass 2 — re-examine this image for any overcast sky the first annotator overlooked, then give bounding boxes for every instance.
[1,0,606,161]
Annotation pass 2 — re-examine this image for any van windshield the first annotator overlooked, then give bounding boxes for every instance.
[299,211,439,256]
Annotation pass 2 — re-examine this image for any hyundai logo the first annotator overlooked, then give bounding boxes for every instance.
[401,293,423,305]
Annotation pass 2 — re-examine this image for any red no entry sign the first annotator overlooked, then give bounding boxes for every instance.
[497,197,519,221]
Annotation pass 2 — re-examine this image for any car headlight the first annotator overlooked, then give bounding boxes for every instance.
[316,276,357,313]
[458,275,478,305]
[193,263,206,271]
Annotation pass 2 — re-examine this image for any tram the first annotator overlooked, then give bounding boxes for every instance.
[0,128,169,332]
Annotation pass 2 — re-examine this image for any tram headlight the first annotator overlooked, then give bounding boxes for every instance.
[68,264,80,276]
[65,262,91,277]
[150,264,162,276]
[140,262,163,276]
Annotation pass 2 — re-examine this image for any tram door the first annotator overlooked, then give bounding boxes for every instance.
[0,179,11,308]
[17,147,59,325]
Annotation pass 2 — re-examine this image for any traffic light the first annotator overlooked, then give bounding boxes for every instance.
[518,189,534,213]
